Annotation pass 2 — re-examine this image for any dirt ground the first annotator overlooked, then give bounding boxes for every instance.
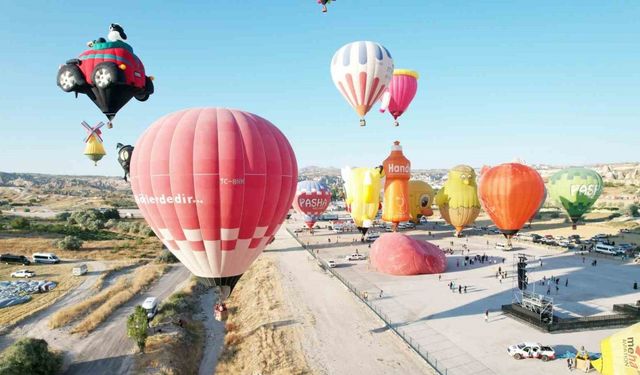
[215,256,312,375]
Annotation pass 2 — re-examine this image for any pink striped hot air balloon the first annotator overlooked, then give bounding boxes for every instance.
[379,69,419,127]
[130,108,297,299]
[330,41,394,126]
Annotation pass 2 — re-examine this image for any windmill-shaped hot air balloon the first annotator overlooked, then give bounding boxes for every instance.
[82,121,106,166]
[331,41,394,126]
[379,69,419,126]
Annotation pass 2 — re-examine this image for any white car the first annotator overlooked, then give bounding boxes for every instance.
[346,253,366,261]
[11,269,35,278]
[327,260,337,268]
[507,342,555,361]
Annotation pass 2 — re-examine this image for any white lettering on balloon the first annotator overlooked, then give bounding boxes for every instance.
[569,184,601,198]
[298,197,330,209]
[387,163,410,173]
[134,194,204,205]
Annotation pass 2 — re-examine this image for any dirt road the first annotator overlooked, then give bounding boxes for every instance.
[272,231,436,375]
[64,264,190,374]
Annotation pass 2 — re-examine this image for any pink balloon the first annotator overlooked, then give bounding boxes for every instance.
[371,233,446,275]
[130,108,297,284]
[386,71,418,120]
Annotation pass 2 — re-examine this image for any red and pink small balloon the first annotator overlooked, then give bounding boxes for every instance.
[379,69,419,127]
[292,181,332,229]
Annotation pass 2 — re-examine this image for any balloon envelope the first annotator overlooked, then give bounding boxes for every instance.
[342,166,383,235]
[380,69,419,123]
[331,41,394,123]
[591,322,640,375]
[293,180,332,229]
[130,108,297,295]
[435,165,480,236]
[408,180,434,223]
[548,168,603,225]
[371,233,446,275]
[478,163,545,237]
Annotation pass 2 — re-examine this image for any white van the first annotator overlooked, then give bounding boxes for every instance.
[594,243,617,256]
[141,297,158,319]
[72,263,88,276]
[32,253,60,264]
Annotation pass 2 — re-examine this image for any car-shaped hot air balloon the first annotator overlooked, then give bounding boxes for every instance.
[57,40,154,123]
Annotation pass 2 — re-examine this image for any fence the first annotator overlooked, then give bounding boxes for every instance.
[286,228,451,375]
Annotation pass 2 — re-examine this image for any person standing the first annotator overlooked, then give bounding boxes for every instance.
[464,286,467,293]
[565,278,568,287]
[555,285,559,294]
[567,357,573,371]
[438,274,442,281]
[458,285,462,294]
[379,290,383,298]
[547,286,551,295]
[484,309,489,322]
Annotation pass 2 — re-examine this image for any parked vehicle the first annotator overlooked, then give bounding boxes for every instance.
[397,222,416,229]
[365,233,380,242]
[507,343,555,361]
[11,269,35,278]
[327,260,337,268]
[634,256,640,264]
[594,243,618,256]
[72,263,88,276]
[1,254,31,265]
[32,253,60,264]
[141,297,158,319]
[346,253,367,261]
[495,243,513,251]
[594,233,609,239]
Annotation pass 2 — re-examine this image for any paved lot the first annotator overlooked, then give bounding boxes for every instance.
[289,219,640,375]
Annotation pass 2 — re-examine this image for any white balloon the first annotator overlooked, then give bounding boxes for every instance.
[330,41,394,125]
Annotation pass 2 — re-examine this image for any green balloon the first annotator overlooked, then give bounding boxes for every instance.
[548,168,603,224]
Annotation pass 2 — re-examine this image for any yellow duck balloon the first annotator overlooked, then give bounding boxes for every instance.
[408,180,434,224]
[342,166,383,238]
[435,165,480,237]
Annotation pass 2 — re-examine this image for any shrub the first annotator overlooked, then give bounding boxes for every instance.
[157,249,179,264]
[55,212,71,221]
[626,204,639,218]
[9,217,30,229]
[23,208,30,213]
[56,235,83,250]
[127,306,149,353]
[102,208,120,220]
[0,338,62,375]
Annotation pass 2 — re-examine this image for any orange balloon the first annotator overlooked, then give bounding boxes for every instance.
[478,163,544,238]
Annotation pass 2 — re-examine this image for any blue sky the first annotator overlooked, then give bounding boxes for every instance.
[0,1,638,176]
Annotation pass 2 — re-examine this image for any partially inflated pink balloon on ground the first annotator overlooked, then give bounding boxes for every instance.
[371,233,446,276]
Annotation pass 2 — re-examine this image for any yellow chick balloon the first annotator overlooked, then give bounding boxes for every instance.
[408,180,434,224]
[435,165,480,236]
[342,166,383,238]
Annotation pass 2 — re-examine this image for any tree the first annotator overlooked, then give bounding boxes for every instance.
[127,306,149,352]
[626,204,639,218]
[55,236,83,250]
[0,338,62,375]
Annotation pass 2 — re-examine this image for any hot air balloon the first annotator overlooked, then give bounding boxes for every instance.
[130,108,297,301]
[81,121,106,165]
[591,322,640,375]
[342,166,383,238]
[548,168,603,230]
[408,180,434,224]
[116,143,134,181]
[379,69,419,126]
[528,186,547,227]
[56,24,154,127]
[292,180,332,231]
[435,165,480,237]
[331,41,394,126]
[478,163,545,245]
[382,141,410,230]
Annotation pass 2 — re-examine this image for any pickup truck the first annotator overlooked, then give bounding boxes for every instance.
[345,253,367,261]
[507,342,555,361]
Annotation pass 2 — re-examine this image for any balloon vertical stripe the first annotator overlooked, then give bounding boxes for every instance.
[131,108,297,279]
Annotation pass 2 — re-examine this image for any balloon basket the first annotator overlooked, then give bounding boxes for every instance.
[359,119,366,127]
[215,309,229,321]
[394,120,399,127]
[107,121,113,129]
